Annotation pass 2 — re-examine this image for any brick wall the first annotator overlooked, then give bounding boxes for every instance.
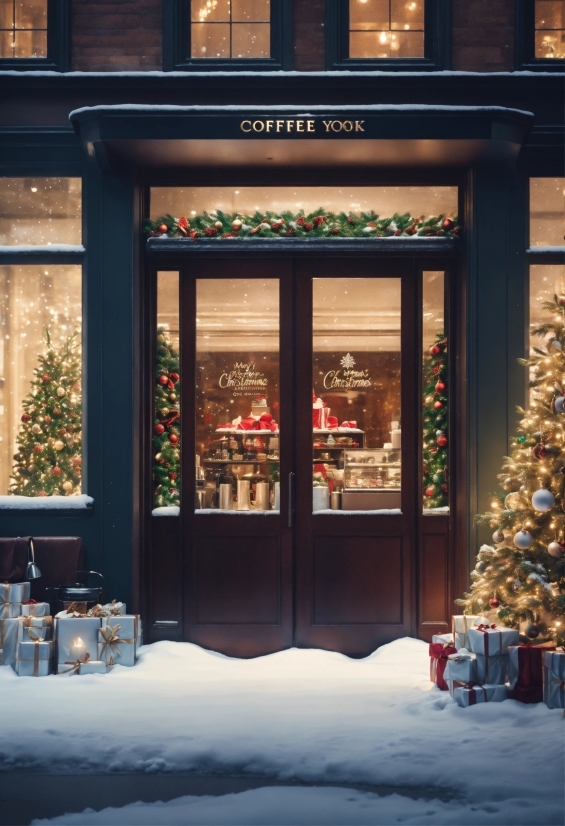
[452,0,515,71]
[293,0,325,72]
[71,0,162,71]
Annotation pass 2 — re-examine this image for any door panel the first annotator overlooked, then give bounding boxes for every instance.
[294,258,417,654]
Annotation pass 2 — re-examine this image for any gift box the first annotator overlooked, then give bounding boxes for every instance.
[453,682,508,708]
[475,653,507,685]
[54,616,102,664]
[98,615,139,666]
[429,642,457,691]
[0,618,18,669]
[17,616,53,642]
[0,603,21,619]
[507,642,556,704]
[444,648,477,685]
[451,615,488,650]
[20,601,50,617]
[543,650,565,710]
[15,639,53,677]
[467,623,519,657]
[432,633,454,645]
[0,582,30,604]
[79,660,107,675]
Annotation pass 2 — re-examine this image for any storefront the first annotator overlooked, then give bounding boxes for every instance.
[0,72,563,657]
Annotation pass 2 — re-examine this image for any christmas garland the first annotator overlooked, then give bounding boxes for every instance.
[145,210,460,240]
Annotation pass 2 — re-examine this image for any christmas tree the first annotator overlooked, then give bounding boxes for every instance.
[153,326,180,508]
[10,330,82,496]
[423,334,448,509]
[457,295,565,643]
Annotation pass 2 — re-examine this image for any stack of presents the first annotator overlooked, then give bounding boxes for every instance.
[0,582,141,677]
[430,614,564,710]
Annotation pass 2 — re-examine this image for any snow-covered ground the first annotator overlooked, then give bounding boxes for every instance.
[0,638,562,825]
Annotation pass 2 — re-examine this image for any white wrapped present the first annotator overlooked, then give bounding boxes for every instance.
[79,660,107,675]
[451,615,489,650]
[98,615,139,666]
[17,616,53,642]
[475,653,507,685]
[467,623,519,657]
[453,683,508,707]
[54,616,102,664]
[0,582,30,604]
[15,639,53,677]
[432,633,454,645]
[0,618,18,668]
[543,650,565,710]
[444,648,477,684]
[20,601,50,617]
[0,603,21,619]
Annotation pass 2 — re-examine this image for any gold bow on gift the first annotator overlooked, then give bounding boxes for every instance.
[58,652,91,676]
[99,624,135,663]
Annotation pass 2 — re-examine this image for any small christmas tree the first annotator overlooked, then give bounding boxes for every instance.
[457,295,565,643]
[153,326,180,508]
[10,330,82,496]
[423,334,448,509]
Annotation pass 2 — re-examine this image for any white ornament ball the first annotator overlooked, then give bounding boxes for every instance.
[56,387,66,397]
[531,487,555,512]
[513,529,533,549]
[551,339,562,351]
[31,424,41,434]
[492,529,505,544]
[62,481,73,492]
[548,540,565,558]
[54,440,65,451]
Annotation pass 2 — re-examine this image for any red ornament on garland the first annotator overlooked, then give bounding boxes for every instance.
[429,345,442,356]
[52,467,61,476]
[425,486,435,497]
[44,415,52,423]
[489,597,500,608]
[158,375,169,386]
[42,374,50,383]
[169,433,179,444]
[434,400,443,410]
[437,435,448,447]
[21,413,30,423]
[158,223,168,234]
[33,445,42,453]
[532,442,547,460]
[435,381,446,393]
[169,372,179,383]
[442,219,454,231]
[154,424,165,435]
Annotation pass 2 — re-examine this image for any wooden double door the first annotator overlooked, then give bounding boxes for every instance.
[177,255,426,658]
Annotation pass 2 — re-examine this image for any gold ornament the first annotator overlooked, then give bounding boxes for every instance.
[56,387,66,397]
[31,424,42,434]
[505,491,526,510]
[232,219,243,231]
[214,221,223,229]
[54,440,65,451]
[62,481,73,492]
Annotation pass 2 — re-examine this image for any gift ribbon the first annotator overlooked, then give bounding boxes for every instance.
[99,623,136,662]
[462,681,487,706]
[16,638,51,677]
[21,616,52,628]
[58,652,91,676]
[474,626,503,681]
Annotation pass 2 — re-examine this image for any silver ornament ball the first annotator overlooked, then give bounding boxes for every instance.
[512,579,522,592]
[492,529,505,544]
[531,487,555,512]
[475,560,487,574]
[548,540,565,558]
[551,339,562,351]
[555,395,565,413]
[513,529,533,549]
[525,623,540,639]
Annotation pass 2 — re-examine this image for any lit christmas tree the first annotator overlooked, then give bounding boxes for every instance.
[458,295,565,643]
[10,330,82,496]
[153,326,180,508]
[423,333,448,509]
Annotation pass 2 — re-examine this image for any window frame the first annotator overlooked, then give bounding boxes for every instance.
[325,0,451,71]
[163,0,293,72]
[516,0,565,71]
[0,0,69,72]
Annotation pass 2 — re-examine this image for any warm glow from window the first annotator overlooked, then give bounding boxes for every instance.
[0,0,48,58]
[535,0,565,58]
[349,0,425,59]
[191,0,271,59]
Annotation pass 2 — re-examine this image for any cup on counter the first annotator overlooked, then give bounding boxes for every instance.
[237,480,251,510]
[219,483,233,510]
[330,491,342,510]
[255,482,270,511]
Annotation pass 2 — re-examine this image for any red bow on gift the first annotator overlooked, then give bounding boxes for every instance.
[476,624,497,631]
[22,599,38,605]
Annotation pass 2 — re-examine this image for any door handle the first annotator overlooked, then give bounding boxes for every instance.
[288,472,295,529]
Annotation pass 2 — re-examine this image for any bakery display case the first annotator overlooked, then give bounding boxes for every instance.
[342,448,401,510]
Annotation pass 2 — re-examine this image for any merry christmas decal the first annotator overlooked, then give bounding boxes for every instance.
[219,362,269,397]
[323,354,372,391]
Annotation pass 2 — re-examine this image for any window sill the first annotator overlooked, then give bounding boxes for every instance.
[517,60,565,73]
[0,494,93,516]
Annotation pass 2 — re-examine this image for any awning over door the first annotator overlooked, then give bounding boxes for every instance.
[70,104,533,171]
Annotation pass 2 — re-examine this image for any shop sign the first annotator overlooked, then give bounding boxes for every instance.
[323,354,371,390]
[219,362,268,397]
[240,118,365,135]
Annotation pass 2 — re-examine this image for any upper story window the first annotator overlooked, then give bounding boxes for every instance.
[0,0,68,70]
[326,0,450,70]
[516,1,565,70]
[163,0,292,71]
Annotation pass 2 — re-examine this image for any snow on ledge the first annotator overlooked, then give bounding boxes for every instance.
[0,494,93,510]
[152,505,180,516]
[423,506,450,515]
[314,508,402,515]
[0,245,85,254]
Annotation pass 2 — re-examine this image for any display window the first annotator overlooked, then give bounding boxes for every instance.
[0,0,48,58]
[154,271,180,510]
[535,0,565,59]
[349,0,425,59]
[0,177,81,245]
[529,178,565,247]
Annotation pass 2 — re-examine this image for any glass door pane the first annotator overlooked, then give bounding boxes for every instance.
[196,278,280,512]
[312,278,401,512]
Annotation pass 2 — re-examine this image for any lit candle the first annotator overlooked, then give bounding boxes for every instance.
[70,637,87,662]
